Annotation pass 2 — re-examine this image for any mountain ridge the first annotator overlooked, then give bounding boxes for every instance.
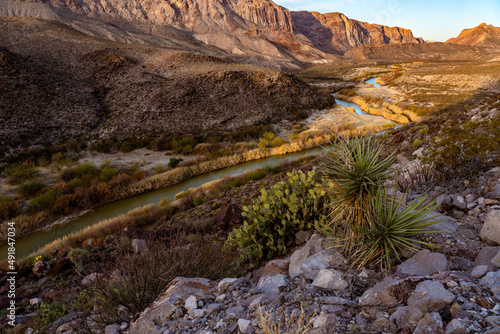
[0,0,424,67]
[446,23,500,50]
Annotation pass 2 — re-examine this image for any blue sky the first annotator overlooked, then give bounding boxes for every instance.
[273,0,500,42]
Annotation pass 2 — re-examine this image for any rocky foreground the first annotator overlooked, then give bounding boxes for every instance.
[14,164,500,334]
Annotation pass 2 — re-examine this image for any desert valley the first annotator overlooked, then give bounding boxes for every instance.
[0,0,500,333]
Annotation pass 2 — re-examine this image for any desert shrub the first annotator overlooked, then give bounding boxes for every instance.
[320,134,438,272]
[68,248,88,275]
[90,234,241,321]
[119,142,133,153]
[29,188,61,212]
[425,117,500,178]
[320,134,396,255]
[225,125,268,142]
[36,303,70,328]
[62,163,100,183]
[132,170,144,180]
[226,169,327,264]
[53,194,77,215]
[172,136,198,154]
[153,165,165,174]
[348,188,438,271]
[0,197,21,220]
[257,306,315,334]
[108,174,132,188]
[258,132,285,149]
[99,167,119,182]
[6,163,38,184]
[16,178,46,197]
[412,138,423,148]
[418,125,429,136]
[168,157,182,168]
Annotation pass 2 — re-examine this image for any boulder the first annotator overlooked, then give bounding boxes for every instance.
[295,230,312,245]
[33,260,50,277]
[451,195,467,211]
[289,234,345,280]
[480,270,500,296]
[396,250,448,276]
[262,258,290,276]
[436,194,452,212]
[130,277,216,334]
[480,210,500,245]
[218,278,238,293]
[445,319,466,334]
[311,269,348,291]
[311,313,338,329]
[184,295,197,310]
[390,306,410,330]
[360,276,420,307]
[105,325,121,334]
[487,184,500,199]
[257,274,289,294]
[473,246,500,272]
[407,280,455,324]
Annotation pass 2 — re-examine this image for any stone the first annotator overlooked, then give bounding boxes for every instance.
[311,313,338,329]
[359,277,414,307]
[451,195,467,211]
[289,234,346,280]
[215,294,226,303]
[488,184,500,199]
[32,260,50,277]
[187,308,205,319]
[407,280,455,323]
[295,230,312,245]
[29,298,42,307]
[481,271,500,296]
[81,272,102,286]
[130,277,216,334]
[471,265,489,278]
[485,315,500,327]
[396,249,448,276]
[206,303,223,315]
[311,269,348,291]
[445,319,466,334]
[218,278,238,293]
[389,306,409,330]
[262,258,290,276]
[237,318,252,333]
[213,203,243,233]
[105,325,121,334]
[481,210,500,245]
[120,322,129,330]
[185,295,198,310]
[131,239,147,253]
[436,194,452,212]
[492,251,500,268]
[473,246,500,272]
[486,199,500,205]
[465,194,476,203]
[485,329,500,334]
[257,275,289,294]
[414,312,443,334]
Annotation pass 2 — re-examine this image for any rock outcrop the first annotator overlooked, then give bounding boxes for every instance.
[446,23,500,50]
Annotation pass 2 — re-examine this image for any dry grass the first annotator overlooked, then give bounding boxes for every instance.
[257,307,318,334]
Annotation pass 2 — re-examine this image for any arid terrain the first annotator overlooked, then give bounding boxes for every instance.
[1,1,500,333]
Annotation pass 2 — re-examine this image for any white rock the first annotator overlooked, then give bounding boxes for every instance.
[311,313,338,329]
[185,295,198,310]
[480,210,500,245]
[311,269,348,291]
[131,239,147,253]
[188,308,205,319]
[215,293,226,303]
[257,274,289,294]
[218,278,238,293]
[29,298,42,306]
[237,318,252,333]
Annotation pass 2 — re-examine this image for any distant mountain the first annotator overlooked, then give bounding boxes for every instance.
[0,0,424,67]
[446,23,500,50]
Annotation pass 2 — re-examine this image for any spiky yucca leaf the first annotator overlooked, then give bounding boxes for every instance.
[350,188,440,272]
[321,134,397,254]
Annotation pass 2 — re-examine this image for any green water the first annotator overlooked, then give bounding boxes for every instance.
[1,147,326,259]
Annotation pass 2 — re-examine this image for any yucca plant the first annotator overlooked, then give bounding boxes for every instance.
[349,188,440,272]
[321,134,397,255]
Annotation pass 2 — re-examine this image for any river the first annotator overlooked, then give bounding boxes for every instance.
[1,78,383,260]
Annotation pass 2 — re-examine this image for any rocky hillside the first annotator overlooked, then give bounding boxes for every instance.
[0,17,333,156]
[1,0,424,66]
[446,23,500,50]
[292,11,423,54]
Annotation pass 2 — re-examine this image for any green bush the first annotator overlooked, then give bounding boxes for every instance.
[119,142,133,153]
[99,167,119,182]
[258,132,285,149]
[226,169,327,264]
[29,188,61,212]
[418,126,429,136]
[168,157,182,168]
[6,163,38,184]
[16,178,46,197]
[172,136,198,155]
[412,139,424,148]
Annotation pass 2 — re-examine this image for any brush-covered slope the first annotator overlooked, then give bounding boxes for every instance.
[0,17,333,156]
